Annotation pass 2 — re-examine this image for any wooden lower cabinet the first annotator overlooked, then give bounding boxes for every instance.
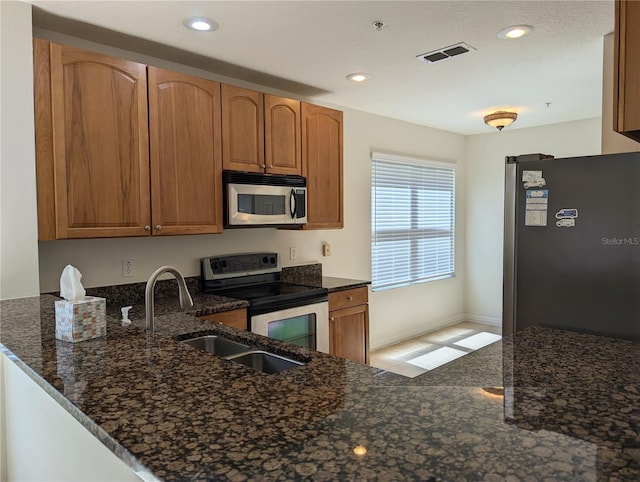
[199,308,247,330]
[328,287,369,364]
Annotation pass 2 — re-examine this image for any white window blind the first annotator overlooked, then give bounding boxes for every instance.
[371,152,455,291]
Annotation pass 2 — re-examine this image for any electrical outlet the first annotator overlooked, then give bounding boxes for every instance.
[122,259,134,277]
[322,242,332,257]
[289,247,297,260]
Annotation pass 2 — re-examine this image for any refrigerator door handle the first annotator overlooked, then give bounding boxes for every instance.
[503,159,518,336]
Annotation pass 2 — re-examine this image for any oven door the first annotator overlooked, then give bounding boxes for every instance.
[251,301,329,353]
[227,183,307,226]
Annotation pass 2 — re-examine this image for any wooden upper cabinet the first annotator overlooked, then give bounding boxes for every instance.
[301,103,343,229]
[265,95,302,175]
[48,43,151,238]
[221,85,264,172]
[148,67,223,235]
[614,0,640,141]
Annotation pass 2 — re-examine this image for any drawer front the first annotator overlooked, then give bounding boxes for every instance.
[328,286,368,311]
[199,308,247,330]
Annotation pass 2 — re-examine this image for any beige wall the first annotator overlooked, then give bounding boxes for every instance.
[0,1,40,299]
[464,117,602,324]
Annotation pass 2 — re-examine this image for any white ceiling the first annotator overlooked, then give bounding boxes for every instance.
[28,0,614,135]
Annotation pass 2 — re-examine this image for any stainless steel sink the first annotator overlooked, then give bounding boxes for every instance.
[226,350,304,374]
[181,335,251,357]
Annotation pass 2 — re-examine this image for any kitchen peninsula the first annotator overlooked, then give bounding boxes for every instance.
[1,295,639,481]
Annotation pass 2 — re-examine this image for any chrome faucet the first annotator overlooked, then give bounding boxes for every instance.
[145,266,194,333]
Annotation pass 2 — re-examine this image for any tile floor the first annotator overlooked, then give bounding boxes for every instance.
[369,321,502,378]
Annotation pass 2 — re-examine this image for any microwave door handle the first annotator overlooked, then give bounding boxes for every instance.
[289,189,296,219]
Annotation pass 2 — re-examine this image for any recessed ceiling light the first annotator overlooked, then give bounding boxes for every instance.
[346,72,372,83]
[183,17,218,32]
[497,25,534,40]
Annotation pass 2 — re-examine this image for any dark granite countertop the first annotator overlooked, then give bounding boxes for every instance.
[1,295,639,481]
[81,277,249,321]
[320,276,370,292]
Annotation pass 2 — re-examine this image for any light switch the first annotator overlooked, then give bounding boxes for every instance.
[322,242,332,257]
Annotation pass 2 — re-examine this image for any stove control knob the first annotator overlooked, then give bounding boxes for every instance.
[262,256,268,264]
[269,256,276,265]
[220,260,227,269]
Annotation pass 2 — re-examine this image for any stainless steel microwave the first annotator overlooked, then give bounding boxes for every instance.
[223,171,307,227]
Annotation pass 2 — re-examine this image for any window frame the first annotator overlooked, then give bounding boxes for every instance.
[370,151,457,291]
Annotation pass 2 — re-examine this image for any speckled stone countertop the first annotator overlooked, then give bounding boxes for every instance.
[1,295,639,481]
[280,264,369,292]
[81,277,249,321]
[319,276,370,292]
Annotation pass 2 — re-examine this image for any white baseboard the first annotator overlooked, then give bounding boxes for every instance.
[370,313,505,351]
[465,314,502,327]
[370,313,466,351]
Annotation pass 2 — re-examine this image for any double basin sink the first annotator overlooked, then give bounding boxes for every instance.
[181,335,304,374]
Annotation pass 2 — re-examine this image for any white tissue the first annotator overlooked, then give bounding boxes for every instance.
[60,264,86,302]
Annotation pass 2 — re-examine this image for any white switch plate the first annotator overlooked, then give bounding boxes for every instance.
[289,247,297,260]
[122,260,134,277]
[322,242,332,256]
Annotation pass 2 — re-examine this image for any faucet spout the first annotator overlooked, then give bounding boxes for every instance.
[145,266,194,333]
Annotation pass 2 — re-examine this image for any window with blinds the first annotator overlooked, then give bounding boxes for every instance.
[371,152,456,291]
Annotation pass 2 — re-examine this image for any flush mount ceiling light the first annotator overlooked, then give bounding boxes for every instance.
[346,72,372,82]
[484,111,518,131]
[183,17,219,32]
[497,25,534,40]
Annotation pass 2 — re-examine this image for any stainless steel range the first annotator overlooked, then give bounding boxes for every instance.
[201,253,329,353]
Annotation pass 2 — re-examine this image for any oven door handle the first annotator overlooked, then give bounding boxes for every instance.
[289,189,296,219]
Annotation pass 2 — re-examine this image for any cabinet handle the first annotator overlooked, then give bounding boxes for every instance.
[347,296,353,301]
[261,164,266,169]
[155,225,162,230]
[144,225,151,231]
[268,165,273,169]
[330,317,335,321]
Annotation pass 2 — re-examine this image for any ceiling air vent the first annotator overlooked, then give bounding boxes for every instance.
[417,42,476,64]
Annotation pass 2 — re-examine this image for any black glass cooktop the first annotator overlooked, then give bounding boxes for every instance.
[212,281,325,302]
[200,253,328,314]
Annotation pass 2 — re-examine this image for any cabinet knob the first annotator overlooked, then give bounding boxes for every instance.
[155,225,162,230]
[268,165,273,169]
[347,296,353,301]
[261,164,266,169]
[144,225,151,231]
[330,316,335,321]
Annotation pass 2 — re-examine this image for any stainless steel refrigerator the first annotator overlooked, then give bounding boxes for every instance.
[503,151,640,340]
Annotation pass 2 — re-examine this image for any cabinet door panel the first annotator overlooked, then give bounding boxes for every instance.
[33,39,56,240]
[199,309,247,330]
[50,43,150,238]
[614,0,640,140]
[222,85,264,172]
[329,304,368,364]
[265,95,301,175]
[301,103,343,229]
[148,67,223,235]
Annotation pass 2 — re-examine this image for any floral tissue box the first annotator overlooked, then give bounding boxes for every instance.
[55,296,106,342]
